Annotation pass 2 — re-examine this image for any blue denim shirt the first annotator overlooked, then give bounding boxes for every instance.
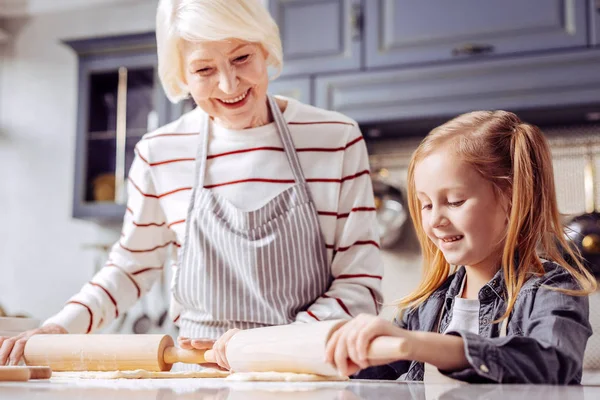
[355,261,592,384]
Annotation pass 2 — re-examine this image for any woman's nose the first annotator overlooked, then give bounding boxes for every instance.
[218,68,239,94]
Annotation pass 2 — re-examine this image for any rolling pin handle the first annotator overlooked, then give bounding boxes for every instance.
[163,347,208,365]
[367,336,407,361]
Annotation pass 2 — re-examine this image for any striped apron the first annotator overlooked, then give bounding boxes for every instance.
[172,96,331,364]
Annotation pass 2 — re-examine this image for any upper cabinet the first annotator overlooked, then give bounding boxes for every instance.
[270,0,591,75]
[65,33,170,221]
[364,0,589,68]
[269,0,362,76]
[268,77,312,105]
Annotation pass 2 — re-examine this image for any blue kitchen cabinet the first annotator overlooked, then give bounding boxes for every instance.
[364,0,589,69]
[315,49,600,130]
[592,0,600,46]
[268,0,362,76]
[268,77,313,104]
[66,32,171,221]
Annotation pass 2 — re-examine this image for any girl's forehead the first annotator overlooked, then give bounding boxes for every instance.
[414,152,483,192]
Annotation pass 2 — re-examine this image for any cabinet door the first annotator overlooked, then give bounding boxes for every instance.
[592,0,600,46]
[315,49,600,128]
[268,77,312,104]
[365,0,588,68]
[269,0,362,76]
[72,51,165,220]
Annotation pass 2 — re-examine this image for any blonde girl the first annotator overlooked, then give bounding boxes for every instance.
[325,110,596,384]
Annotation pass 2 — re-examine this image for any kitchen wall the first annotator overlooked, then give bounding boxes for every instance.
[0,1,159,322]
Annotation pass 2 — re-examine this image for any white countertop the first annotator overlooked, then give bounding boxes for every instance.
[1,377,600,400]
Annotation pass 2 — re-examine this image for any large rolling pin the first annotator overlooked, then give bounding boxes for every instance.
[205,320,405,376]
[23,334,206,371]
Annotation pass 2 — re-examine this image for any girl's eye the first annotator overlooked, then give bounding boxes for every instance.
[421,204,432,211]
[233,54,250,63]
[448,200,465,207]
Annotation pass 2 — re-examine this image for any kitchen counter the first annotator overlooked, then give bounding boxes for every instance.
[1,377,599,400]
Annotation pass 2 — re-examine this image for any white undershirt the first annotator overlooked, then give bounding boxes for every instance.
[443,275,480,335]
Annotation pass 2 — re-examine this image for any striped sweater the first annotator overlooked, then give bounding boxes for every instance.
[44,96,384,334]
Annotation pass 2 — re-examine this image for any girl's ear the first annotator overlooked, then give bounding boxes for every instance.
[496,189,511,224]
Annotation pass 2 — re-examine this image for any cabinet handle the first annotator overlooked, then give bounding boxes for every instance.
[452,43,494,56]
[350,3,362,41]
[115,67,128,205]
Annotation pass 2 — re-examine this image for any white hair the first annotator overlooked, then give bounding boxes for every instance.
[156,0,283,103]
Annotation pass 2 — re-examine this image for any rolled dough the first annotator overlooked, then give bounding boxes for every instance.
[51,368,230,379]
[226,372,348,382]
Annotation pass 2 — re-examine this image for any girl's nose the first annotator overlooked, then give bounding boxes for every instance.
[430,207,449,228]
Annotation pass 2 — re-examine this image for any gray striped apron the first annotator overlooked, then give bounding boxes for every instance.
[172,95,331,351]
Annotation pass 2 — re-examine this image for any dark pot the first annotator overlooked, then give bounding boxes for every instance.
[565,212,600,277]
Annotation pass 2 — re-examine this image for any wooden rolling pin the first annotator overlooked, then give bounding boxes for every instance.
[0,366,52,381]
[23,334,206,372]
[204,319,406,376]
[0,367,30,382]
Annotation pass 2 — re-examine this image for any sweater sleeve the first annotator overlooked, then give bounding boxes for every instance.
[43,139,176,333]
[295,124,384,323]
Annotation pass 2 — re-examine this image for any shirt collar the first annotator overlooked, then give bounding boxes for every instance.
[444,266,506,311]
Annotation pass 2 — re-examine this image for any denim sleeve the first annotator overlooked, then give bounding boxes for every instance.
[442,273,592,384]
[352,309,413,380]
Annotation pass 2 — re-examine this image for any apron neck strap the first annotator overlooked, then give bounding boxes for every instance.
[267,95,306,184]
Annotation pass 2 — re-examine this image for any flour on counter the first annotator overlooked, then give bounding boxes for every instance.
[226,372,348,382]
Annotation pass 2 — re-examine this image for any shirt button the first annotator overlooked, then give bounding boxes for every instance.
[480,364,489,373]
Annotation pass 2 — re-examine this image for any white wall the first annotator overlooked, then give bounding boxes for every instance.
[0,1,159,321]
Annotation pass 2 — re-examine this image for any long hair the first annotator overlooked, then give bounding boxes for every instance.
[400,111,596,319]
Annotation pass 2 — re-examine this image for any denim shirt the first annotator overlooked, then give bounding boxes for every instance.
[355,261,592,384]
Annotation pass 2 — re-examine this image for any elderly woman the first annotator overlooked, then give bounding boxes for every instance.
[0,0,383,370]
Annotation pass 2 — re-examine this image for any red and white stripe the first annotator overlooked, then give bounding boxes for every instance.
[44,96,383,333]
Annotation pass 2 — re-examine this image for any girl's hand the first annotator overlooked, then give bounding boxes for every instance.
[325,314,412,377]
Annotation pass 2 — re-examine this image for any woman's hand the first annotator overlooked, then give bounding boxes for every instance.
[210,328,240,370]
[178,328,240,370]
[325,314,413,377]
[0,323,67,366]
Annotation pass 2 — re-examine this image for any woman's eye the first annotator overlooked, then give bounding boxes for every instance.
[448,200,465,207]
[421,204,432,211]
[233,54,250,63]
[196,67,214,75]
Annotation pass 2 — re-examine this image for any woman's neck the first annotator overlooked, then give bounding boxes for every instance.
[246,97,289,129]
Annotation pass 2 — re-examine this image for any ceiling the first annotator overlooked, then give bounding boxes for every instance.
[0,0,148,43]
[0,0,146,18]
